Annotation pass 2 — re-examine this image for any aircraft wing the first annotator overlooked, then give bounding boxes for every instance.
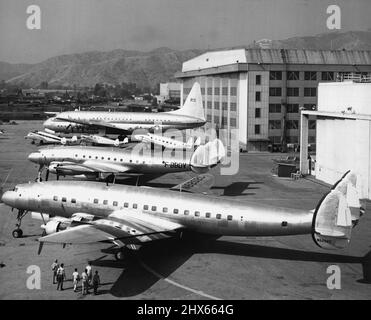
[54,160,131,174]
[171,173,215,194]
[38,209,183,246]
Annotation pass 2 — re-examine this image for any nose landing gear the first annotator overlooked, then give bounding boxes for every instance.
[12,209,27,238]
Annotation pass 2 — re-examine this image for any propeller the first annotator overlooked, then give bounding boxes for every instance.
[45,168,49,181]
[37,213,47,255]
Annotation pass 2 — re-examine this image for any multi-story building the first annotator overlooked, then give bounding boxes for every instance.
[175,49,371,151]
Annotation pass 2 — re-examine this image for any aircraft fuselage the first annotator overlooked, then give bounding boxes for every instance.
[4,181,313,237]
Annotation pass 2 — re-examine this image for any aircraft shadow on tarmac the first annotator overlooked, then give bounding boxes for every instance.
[91,235,371,298]
[211,181,264,196]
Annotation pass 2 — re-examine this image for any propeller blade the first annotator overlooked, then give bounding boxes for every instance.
[45,169,49,181]
[37,230,46,255]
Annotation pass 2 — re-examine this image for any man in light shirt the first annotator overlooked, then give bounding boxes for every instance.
[72,268,80,292]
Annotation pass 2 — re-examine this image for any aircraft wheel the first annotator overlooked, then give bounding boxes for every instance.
[12,229,23,238]
[114,250,125,261]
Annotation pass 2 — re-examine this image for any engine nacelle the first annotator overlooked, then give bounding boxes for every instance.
[42,220,61,235]
[41,219,69,235]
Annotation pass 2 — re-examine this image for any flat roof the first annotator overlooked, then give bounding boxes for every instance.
[177,49,371,78]
[302,110,371,121]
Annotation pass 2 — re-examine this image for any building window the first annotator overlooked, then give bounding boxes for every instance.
[207,101,212,109]
[309,120,316,129]
[256,75,261,85]
[270,71,282,80]
[222,102,228,110]
[214,87,220,95]
[269,136,281,144]
[304,87,317,97]
[269,120,281,130]
[309,136,316,143]
[222,87,228,95]
[286,120,299,129]
[255,125,260,134]
[206,114,212,122]
[255,108,261,118]
[214,101,220,109]
[269,104,281,113]
[287,71,300,80]
[207,87,212,95]
[322,72,334,81]
[255,91,261,102]
[304,71,317,81]
[214,116,219,124]
[230,87,237,96]
[269,87,282,96]
[230,118,237,127]
[287,87,299,96]
[304,104,316,110]
[230,102,237,111]
[287,104,299,113]
[287,136,299,143]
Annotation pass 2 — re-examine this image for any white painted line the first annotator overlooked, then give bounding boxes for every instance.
[1,168,13,187]
[140,261,222,300]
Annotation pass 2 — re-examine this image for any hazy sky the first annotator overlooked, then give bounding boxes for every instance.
[0,0,370,63]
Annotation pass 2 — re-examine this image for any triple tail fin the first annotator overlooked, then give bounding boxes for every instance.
[312,171,365,250]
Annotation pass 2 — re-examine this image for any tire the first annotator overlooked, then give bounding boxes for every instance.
[114,250,125,261]
[12,229,22,238]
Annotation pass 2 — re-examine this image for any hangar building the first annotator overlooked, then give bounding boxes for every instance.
[300,75,371,200]
[175,49,371,151]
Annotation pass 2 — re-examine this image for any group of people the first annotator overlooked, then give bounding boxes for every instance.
[51,260,101,295]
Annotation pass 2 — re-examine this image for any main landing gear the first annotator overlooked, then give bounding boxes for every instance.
[12,209,27,238]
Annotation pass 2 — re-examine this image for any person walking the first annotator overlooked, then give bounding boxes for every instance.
[81,269,89,295]
[86,262,92,287]
[56,263,66,291]
[51,259,59,284]
[72,268,80,292]
[92,270,100,295]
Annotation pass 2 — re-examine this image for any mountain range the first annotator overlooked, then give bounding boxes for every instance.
[1,30,371,89]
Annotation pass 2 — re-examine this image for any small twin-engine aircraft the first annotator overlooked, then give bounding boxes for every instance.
[27,139,226,181]
[25,130,79,146]
[80,134,129,147]
[132,133,201,150]
[50,82,206,134]
[1,171,365,260]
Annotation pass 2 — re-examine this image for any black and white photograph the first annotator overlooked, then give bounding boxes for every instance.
[0,0,370,305]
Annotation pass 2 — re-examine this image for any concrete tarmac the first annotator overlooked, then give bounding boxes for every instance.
[0,121,370,299]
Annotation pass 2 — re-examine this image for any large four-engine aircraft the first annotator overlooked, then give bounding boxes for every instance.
[47,82,206,134]
[1,171,364,260]
[27,139,225,180]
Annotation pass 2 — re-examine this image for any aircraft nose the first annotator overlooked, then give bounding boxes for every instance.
[28,152,41,163]
[1,190,15,206]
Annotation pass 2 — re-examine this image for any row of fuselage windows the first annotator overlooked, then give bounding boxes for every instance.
[52,195,233,221]
[82,117,174,123]
[71,153,176,162]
